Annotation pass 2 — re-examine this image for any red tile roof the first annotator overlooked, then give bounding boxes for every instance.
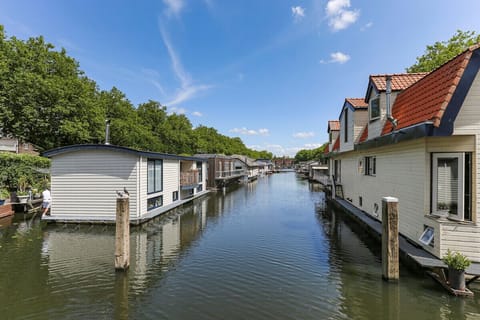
[358,124,368,143]
[332,137,340,151]
[370,73,428,91]
[324,144,329,154]
[328,120,340,131]
[382,46,477,134]
[345,98,368,109]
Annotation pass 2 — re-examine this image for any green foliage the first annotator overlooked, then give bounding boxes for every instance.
[0,152,50,191]
[407,30,480,73]
[294,143,328,162]
[0,188,9,200]
[443,249,471,271]
[0,25,269,158]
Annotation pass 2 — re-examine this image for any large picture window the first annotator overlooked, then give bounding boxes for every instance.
[147,159,163,194]
[431,153,471,221]
[370,96,380,120]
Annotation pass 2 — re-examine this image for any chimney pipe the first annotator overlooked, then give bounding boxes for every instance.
[105,119,111,145]
[385,76,398,129]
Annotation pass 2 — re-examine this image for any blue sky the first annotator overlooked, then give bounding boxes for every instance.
[1,1,480,156]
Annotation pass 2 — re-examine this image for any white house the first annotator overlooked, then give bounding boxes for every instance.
[42,144,208,224]
[327,44,480,262]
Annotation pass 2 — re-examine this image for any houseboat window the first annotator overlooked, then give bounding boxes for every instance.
[197,161,203,181]
[147,159,163,194]
[364,156,376,176]
[419,226,434,247]
[344,109,348,143]
[147,195,163,211]
[172,191,178,202]
[197,184,203,192]
[370,96,380,120]
[431,153,471,221]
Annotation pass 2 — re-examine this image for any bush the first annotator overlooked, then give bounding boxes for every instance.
[443,249,471,271]
[0,152,50,191]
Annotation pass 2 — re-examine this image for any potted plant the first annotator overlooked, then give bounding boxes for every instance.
[16,175,30,204]
[443,249,471,291]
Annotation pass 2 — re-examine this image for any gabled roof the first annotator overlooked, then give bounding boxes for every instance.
[358,124,369,143]
[382,44,480,134]
[370,73,428,91]
[365,73,428,101]
[332,137,340,151]
[345,98,368,109]
[328,120,340,132]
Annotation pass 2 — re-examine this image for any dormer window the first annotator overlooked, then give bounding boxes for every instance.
[370,96,380,121]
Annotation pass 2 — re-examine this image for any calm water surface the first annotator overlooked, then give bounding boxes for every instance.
[1,172,480,319]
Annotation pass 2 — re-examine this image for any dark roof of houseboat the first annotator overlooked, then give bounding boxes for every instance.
[42,144,207,162]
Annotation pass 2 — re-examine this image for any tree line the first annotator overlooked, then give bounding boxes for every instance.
[0,25,272,159]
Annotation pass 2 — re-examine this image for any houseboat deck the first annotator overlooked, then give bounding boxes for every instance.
[328,197,480,281]
[42,190,211,225]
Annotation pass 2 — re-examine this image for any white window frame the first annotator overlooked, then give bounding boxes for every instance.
[364,156,376,176]
[369,96,380,121]
[432,153,464,221]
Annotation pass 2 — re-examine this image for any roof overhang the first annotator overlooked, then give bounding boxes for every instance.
[42,144,207,162]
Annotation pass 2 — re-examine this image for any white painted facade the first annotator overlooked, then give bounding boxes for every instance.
[46,145,207,224]
[328,52,480,262]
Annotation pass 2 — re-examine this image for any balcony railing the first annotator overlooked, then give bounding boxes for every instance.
[215,169,246,179]
[180,171,199,186]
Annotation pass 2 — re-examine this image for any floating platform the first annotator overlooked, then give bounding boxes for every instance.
[328,196,480,295]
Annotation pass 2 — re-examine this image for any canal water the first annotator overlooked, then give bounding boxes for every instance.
[1,172,480,319]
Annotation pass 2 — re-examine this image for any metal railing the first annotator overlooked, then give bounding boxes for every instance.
[180,171,199,186]
[215,169,246,178]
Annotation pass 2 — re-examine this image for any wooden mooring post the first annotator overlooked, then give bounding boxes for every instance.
[382,196,399,281]
[115,195,130,271]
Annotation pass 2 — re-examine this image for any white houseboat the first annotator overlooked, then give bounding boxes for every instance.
[42,144,208,224]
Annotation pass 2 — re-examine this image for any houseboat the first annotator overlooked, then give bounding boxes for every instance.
[42,144,208,224]
[326,44,480,262]
[194,154,247,189]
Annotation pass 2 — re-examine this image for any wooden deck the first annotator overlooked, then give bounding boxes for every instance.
[329,197,480,289]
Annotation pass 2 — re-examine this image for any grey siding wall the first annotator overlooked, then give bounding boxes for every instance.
[51,150,138,219]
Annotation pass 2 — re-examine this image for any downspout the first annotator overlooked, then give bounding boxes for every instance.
[385,75,398,129]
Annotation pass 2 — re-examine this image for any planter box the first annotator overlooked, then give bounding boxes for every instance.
[0,204,14,219]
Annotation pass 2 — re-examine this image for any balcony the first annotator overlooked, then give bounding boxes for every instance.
[215,169,246,179]
[180,170,199,189]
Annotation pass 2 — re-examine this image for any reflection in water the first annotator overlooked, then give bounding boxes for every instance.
[0,175,479,319]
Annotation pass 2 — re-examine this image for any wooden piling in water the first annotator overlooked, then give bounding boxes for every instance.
[115,196,130,271]
[382,196,399,281]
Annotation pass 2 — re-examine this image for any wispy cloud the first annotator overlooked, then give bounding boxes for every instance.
[360,21,373,31]
[291,6,306,21]
[168,106,187,114]
[230,127,270,136]
[320,51,350,64]
[293,131,315,138]
[304,143,323,148]
[325,0,359,31]
[159,23,213,106]
[163,0,184,17]
[192,111,203,117]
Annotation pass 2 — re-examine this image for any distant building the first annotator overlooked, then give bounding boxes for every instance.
[0,137,38,155]
[273,157,294,169]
